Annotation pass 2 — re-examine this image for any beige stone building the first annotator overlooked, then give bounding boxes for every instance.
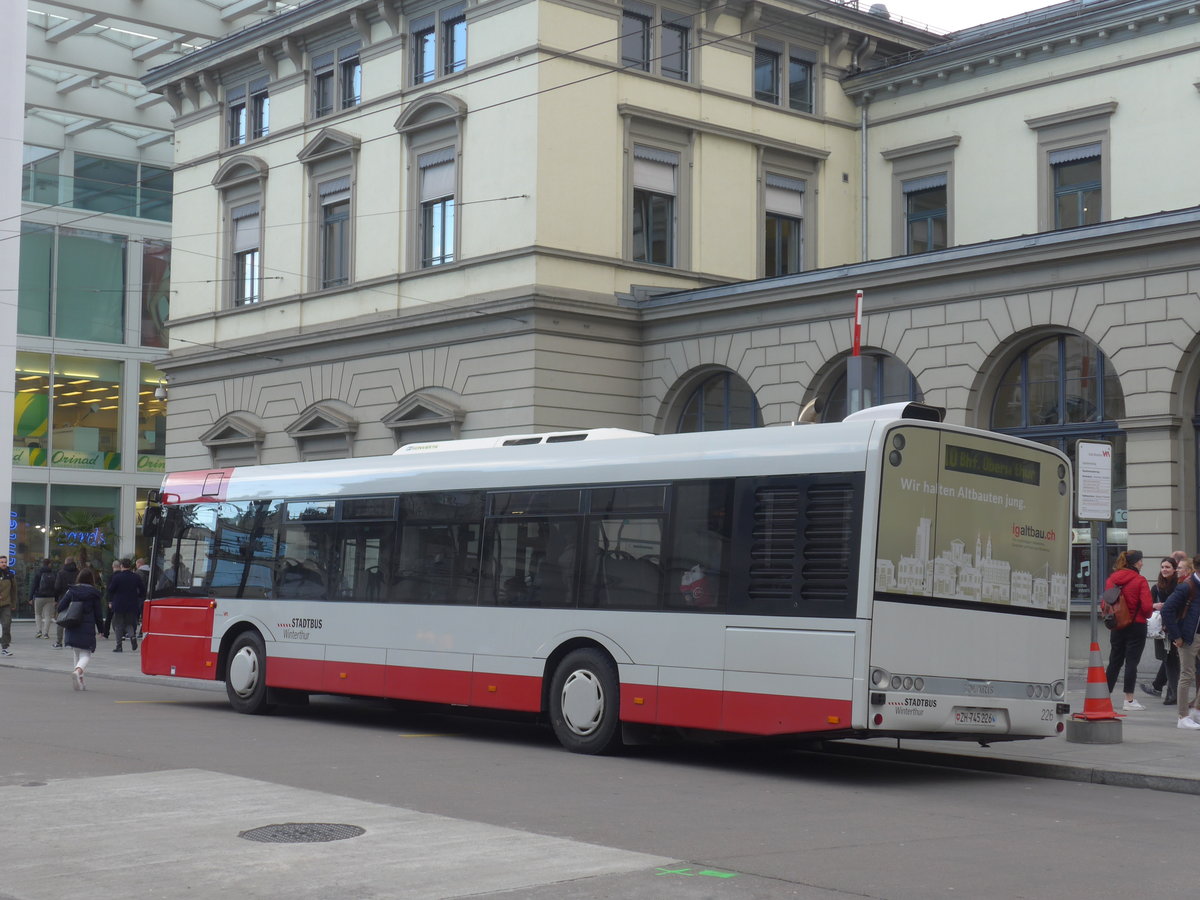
[145,0,1200,652]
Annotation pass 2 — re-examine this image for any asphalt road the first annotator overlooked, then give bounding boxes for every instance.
[0,663,1185,899]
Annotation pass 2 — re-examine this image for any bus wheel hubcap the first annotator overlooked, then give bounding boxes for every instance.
[229,647,260,697]
[561,670,604,736]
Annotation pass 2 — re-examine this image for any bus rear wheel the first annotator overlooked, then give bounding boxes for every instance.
[549,648,622,754]
[226,631,273,715]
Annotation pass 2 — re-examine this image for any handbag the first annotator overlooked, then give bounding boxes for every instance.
[55,596,85,629]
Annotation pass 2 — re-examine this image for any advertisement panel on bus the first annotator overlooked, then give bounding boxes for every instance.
[875,427,1069,612]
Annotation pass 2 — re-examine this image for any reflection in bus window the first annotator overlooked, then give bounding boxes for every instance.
[584,517,662,609]
[277,518,336,600]
[667,481,731,610]
[336,521,391,602]
[394,492,483,604]
[198,500,278,599]
[483,518,580,607]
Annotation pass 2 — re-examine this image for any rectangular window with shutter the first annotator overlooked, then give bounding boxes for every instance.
[317,176,351,288]
[419,149,456,267]
[631,145,677,266]
[231,202,261,306]
[764,173,804,276]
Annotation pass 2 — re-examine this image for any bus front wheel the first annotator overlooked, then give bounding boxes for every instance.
[226,632,273,715]
[549,648,622,754]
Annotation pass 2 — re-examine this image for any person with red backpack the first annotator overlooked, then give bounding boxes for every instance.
[1163,553,1200,729]
[1103,550,1154,711]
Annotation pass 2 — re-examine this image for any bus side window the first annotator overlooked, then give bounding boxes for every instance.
[335,520,393,602]
[665,480,732,611]
[584,518,662,610]
[276,520,335,601]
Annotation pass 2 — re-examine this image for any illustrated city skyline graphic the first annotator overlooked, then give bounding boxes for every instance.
[876,517,1069,611]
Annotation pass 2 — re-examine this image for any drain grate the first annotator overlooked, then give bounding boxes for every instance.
[239,823,365,844]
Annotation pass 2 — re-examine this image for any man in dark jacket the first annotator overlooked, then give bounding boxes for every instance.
[30,558,56,640]
[0,556,14,656]
[107,559,145,652]
[51,556,79,648]
[1162,553,1200,729]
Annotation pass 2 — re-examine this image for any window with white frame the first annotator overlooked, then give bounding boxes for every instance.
[313,43,361,118]
[230,202,261,305]
[317,175,351,288]
[412,4,467,85]
[753,39,815,113]
[763,173,804,277]
[631,145,677,266]
[621,2,690,81]
[419,148,456,267]
[227,77,269,146]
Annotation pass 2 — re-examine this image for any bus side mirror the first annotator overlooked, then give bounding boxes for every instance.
[143,506,182,541]
[142,506,162,538]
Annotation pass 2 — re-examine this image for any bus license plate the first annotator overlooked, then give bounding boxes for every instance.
[954,707,1000,726]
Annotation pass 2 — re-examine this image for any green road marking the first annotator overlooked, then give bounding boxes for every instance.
[656,867,739,879]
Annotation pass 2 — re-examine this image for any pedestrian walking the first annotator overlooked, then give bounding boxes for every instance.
[1143,557,1180,704]
[135,558,150,639]
[0,556,15,656]
[51,556,79,648]
[1104,549,1154,710]
[99,559,121,639]
[57,568,103,691]
[30,558,57,640]
[106,559,145,652]
[1162,554,1200,728]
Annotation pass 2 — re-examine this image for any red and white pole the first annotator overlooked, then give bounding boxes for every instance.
[846,289,865,414]
[853,289,863,357]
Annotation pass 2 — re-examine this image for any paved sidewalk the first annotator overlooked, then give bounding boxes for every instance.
[3,621,1197,792]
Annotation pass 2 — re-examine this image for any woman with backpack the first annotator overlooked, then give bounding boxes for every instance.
[56,568,104,691]
[1104,550,1155,711]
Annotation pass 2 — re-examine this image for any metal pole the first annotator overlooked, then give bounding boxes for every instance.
[1090,531,1099,646]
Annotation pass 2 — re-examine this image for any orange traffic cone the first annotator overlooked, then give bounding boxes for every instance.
[1073,640,1123,720]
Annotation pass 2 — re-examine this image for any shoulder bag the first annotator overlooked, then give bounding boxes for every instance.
[55,589,85,629]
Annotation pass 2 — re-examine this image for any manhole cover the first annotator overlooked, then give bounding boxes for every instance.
[239,823,365,843]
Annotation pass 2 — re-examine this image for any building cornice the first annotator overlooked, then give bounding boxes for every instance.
[844,0,1200,100]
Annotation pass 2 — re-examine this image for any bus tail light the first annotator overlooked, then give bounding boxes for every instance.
[873,713,883,726]
[870,692,885,706]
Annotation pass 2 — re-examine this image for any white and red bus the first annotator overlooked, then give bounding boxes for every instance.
[140,402,1072,753]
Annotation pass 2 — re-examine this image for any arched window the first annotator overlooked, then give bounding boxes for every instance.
[820,352,922,422]
[675,372,762,432]
[990,334,1126,601]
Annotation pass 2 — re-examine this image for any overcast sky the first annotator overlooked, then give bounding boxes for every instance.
[883,1,1056,32]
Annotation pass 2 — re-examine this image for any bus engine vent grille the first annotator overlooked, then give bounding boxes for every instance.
[800,483,855,602]
[749,486,799,600]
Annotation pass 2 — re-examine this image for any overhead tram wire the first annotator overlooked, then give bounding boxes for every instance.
[3,0,841,237]
[4,3,845,357]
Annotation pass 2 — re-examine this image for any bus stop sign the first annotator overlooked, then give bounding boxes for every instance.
[1076,441,1112,522]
